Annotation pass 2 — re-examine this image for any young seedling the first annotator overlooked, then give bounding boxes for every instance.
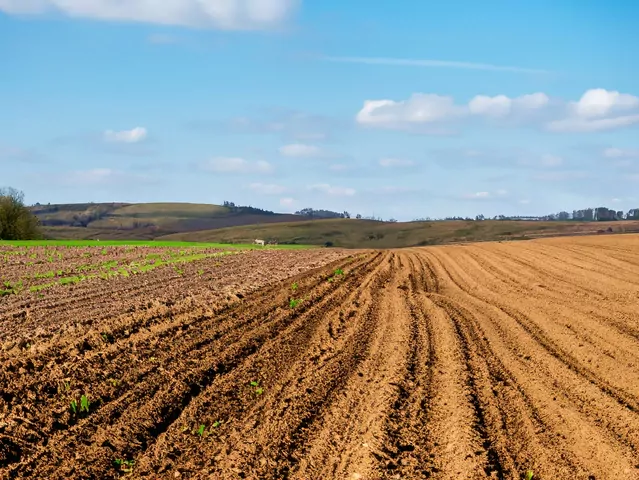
[70,400,78,415]
[114,458,135,473]
[291,282,298,291]
[197,424,206,436]
[289,298,302,309]
[525,471,534,480]
[80,394,90,413]
[212,420,222,428]
[57,381,71,396]
[334,268,344,276]
[249,381,264,395]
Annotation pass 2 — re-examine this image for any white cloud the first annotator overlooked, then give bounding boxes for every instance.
[603,147,639,159]
[463,191,491,199]
[279,197,295,208]
[519,199,531,205]
[372,186,419,194]
[379,158,415,168]
[104,127,147,144]
[463,190,507,200]
[62,168,152,185]
[533,171,590,181]
[0,0,299,30]
[547,89,639,132]
[357,89,639,133]
[248,182,285,195]
[329,164,348,171]
[320,56,549,74]
[308,183,356,197]
[356,94,464,131]
[540,154,563,167]
[279,143,324,158]
[201,157,273,174]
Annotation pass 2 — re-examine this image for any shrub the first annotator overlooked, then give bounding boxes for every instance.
[0,187,42,240]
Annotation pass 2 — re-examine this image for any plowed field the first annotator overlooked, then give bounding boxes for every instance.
[2,236,639,480]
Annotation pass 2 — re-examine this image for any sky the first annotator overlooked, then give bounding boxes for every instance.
[1,0,639,221]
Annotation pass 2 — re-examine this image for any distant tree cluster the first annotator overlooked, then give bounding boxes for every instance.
[295,208,352,219]
[0,187,42,240]
[223,201,275,215]
[471,206,638,222]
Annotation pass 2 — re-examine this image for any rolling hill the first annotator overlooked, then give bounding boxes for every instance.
[158,217,639,248]
[30,202,639,248]
[31,202,307,240]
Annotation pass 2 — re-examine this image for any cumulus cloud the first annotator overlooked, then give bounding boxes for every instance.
[308,183,356,197]
[279,143,324,158]
[0,0,299,30]
[357,89,639,133]
[463,190,508,200]
[279,197,295,208]
[357,94,464,132]
[547,89,639,132]
[463,191,491,199]
[603,147,639,159]
[329,164,348,171]
[62,168,153,185]
[539,154,563,167]
[201,157,273,174]
[379,158,415,168]
[103,127,147,144]
[371,186,420,194]
[248,182,286,194]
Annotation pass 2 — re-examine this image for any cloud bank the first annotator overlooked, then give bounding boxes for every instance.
[0,0,299,30]
[357,89,639,133]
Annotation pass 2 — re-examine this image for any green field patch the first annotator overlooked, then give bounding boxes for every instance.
[0,240,309,249]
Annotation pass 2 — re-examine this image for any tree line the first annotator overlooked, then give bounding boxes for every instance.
[0,187,41,240]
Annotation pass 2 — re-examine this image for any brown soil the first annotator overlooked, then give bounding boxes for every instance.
[2,236,639,479]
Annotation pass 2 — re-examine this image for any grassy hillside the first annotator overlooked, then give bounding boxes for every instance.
[158,218,639,248]
[32,202,307,239]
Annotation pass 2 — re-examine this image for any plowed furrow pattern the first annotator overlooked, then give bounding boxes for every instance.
[2,235,639,480]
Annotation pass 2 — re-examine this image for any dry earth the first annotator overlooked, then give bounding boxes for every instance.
[2,236,639,479]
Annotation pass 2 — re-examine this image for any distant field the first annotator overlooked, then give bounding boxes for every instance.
[32,202,307,239]
[31,202,639,248]
[0,240,312,249]
[159,217,639,248]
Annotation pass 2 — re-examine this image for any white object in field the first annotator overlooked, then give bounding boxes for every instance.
[254,239,265,246]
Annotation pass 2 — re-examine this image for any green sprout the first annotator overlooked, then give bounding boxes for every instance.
[197,424,206,436]
[291,282,298,291]
[289,298,302,309]
[80,394,90,413]
[525,471,534,480]
[212,420,222,428]
[249,380,263,395]
[70,400,77,414]
[114,458,135,473]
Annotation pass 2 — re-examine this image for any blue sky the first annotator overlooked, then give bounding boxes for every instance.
[2,0,639,220]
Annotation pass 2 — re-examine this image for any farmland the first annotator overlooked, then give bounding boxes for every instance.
[2,235,639,479]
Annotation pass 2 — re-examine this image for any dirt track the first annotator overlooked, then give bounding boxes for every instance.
[2,236,639,479]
